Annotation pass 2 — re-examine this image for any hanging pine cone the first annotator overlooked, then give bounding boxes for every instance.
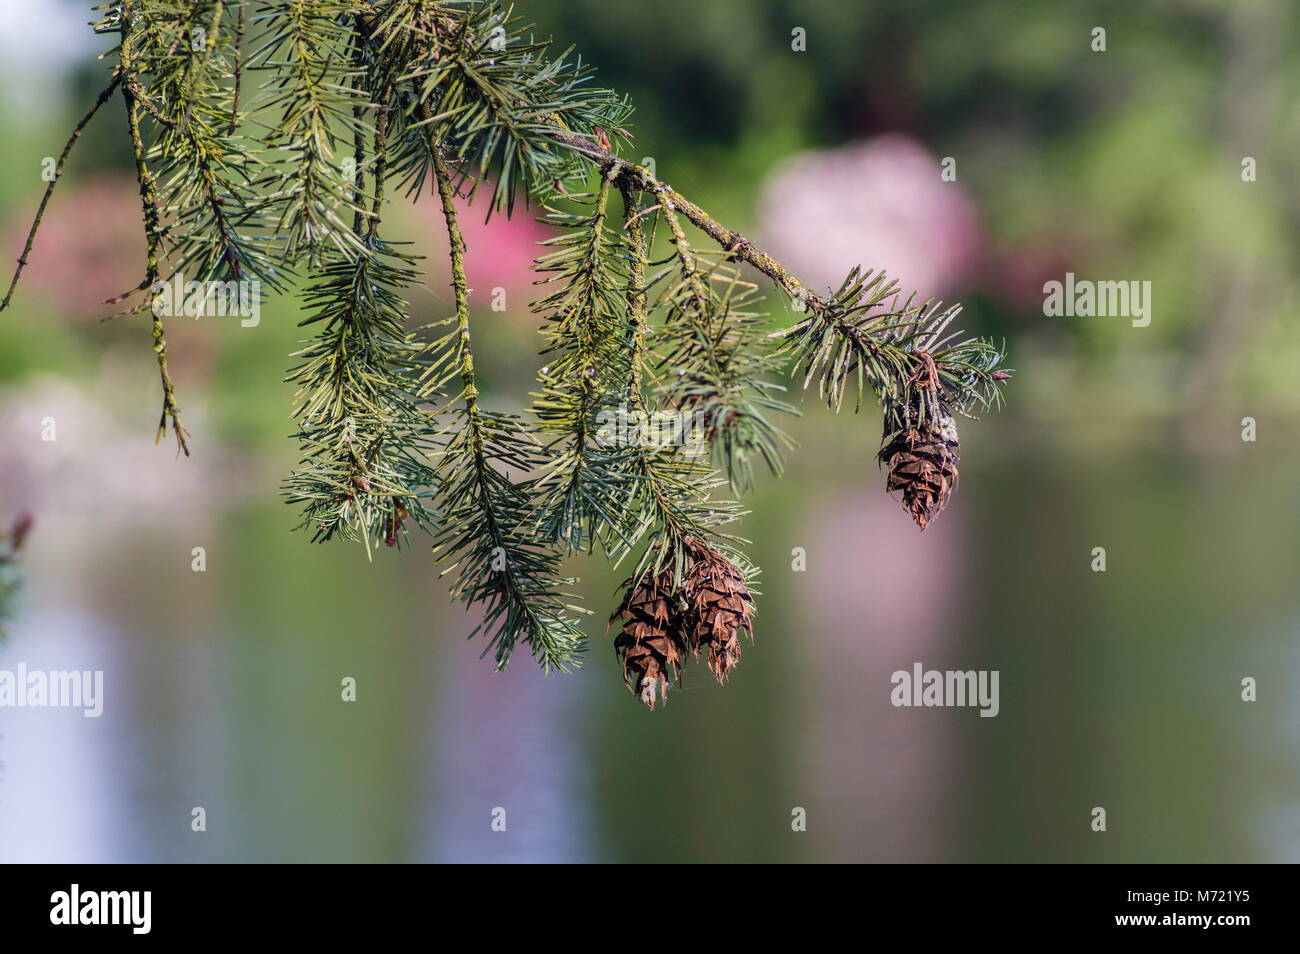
[878,354,961,530]
[611,566,686,709]
[683,537,754,683]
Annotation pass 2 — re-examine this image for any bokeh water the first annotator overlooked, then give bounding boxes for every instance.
[2,408,1294,862]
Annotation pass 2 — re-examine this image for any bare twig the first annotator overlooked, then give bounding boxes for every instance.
[0,73,122,313]
[121,0,189,457]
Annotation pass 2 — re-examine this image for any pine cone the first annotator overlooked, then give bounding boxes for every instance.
[878,351,960,531]
[683,537,754,683]
[878,401,960,530]
[611,567,686,709]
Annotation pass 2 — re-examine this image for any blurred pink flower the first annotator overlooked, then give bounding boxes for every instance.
[995,245,1073,311]
[414,191,553,303]
[758,134,981,300]
[3,174,145,318]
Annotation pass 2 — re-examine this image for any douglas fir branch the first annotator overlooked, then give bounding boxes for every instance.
[0,1,1010,707]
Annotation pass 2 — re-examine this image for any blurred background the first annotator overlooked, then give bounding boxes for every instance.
[0,0,1297,862]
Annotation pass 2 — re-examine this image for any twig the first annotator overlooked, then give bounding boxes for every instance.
[431,144,478,407]
[122,0,189,457]
[619,181,649,402]
[541,128,882,344]
[0,73,122,313]
[228,3,245,136]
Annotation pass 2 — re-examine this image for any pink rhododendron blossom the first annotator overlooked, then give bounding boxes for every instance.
[3,175,145,318]
[758,135,981,301]
[415,192,554,301]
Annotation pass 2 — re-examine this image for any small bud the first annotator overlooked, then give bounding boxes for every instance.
[8,512,34,552]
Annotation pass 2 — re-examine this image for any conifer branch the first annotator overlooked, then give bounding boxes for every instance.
[361,0,633,210]
[129,1,280,292]
[527,165,634,552]
[618,181,650,402]
[12,0,1014,700]
[229,3,245,135]
[252,0,366,264]
[542,128,1010,420]
[604,187,755,596]
[428,144,586,673]
[281,35,436,553]
[649,191,794,492]
[121,0,189,456]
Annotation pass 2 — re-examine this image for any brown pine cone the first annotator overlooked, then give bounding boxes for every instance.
[879,404,960,530]
[879,354,961,530]
[683,537,754,683]
[611,566,686,709]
